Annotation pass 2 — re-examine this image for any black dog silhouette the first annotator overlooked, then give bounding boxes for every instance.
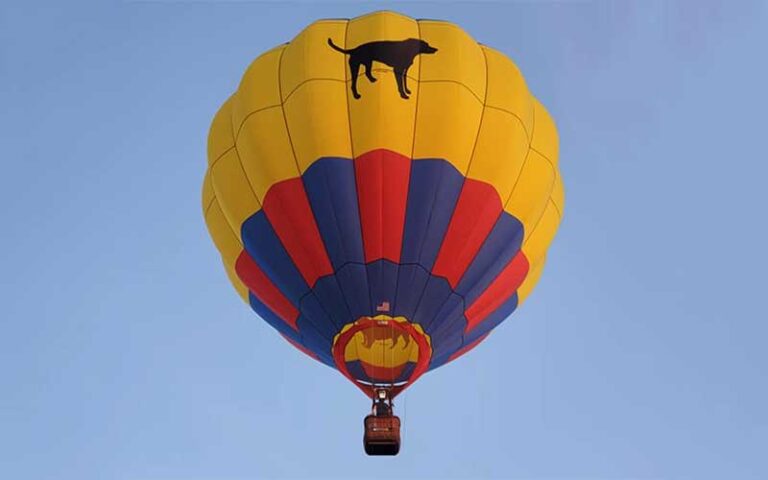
[327,38,438,99]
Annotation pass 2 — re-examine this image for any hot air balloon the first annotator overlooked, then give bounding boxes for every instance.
[202,11,563,455]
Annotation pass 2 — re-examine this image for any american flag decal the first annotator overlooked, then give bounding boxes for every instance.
[376,301,390,312]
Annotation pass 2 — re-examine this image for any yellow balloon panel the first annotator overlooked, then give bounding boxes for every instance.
[204,199,243,268]
[235,106,297,202]
[345,12,419,157]
[504,149,557,231]
[466,107,529,201]
[530,98,559,165]
[209,149,262,237]
[283,81,353,171]
[522,201,561,266]
[482,46,534,138]
[280,20,348,99]
[412,82,483,172]
[208,97,235,163]
[347,11,419,46]
[417,20,486,100]
[201,170,215,214]
[231,46,284,131]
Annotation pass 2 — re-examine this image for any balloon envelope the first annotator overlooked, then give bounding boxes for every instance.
[203,11,564,397]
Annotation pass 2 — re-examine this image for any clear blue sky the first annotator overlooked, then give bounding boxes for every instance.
[2,1,767,479]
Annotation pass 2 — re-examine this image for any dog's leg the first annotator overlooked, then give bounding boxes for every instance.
[394,68,409,99]
[349,59,362,99]
[364,61,377,83]
[403,68,412,95]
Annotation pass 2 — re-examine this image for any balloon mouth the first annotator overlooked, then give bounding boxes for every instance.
[332,316,432,398]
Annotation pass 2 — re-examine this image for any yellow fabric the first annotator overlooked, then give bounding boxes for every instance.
[336,316,431,366]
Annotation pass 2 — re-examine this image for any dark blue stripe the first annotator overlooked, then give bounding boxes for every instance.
[307,277,354,328]
[401,160,464,269]
[412,276,457,331]
[241,212,309,304]
[298,294,341,348]
[425,297,466,368]
[425,294,466,341]
[428,329,464,369]
[392,264,430,319]
[366,260,399,315]
[334,263,372,319]
[302,158,365,269]
[455,213,524,306]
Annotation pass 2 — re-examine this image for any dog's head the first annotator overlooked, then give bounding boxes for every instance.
[418,39,438,55]
[404,38,438,56]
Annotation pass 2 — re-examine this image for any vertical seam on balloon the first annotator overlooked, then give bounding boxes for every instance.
[519,164,559,250]
[226,95,266,206]
[203,191,218,217]
[401,43,457,347]
[414,164,439,269]
[502,97,537,211]
[207,167,251,246]
[321,21,359,330]
[416,41,493,336]
[343,19,375,320]
[426,47,493,292]
[317,163,356,328]
[548,196,563,219]
[276,45,305,205]
[207,103,263,241]
[339,17,363,366]
[204,196,243,250]
[521,198,559,251]
[271,46,336,349]
[384,17,423,379]
[392,18,423,315]
[411,41,493,346]
[454,44,491,348]
[529,146,563,219]
[343,18,359,244]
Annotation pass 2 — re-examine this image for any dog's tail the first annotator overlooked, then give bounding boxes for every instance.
[327,38,351,54]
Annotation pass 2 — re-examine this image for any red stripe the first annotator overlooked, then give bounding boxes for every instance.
[465,251,529,333]
[281,334,321,361]
[262,177,333,287]
[235,250,299,330]
[432,179,502,287]
[447,333,490,363]
[355,149,411,263]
